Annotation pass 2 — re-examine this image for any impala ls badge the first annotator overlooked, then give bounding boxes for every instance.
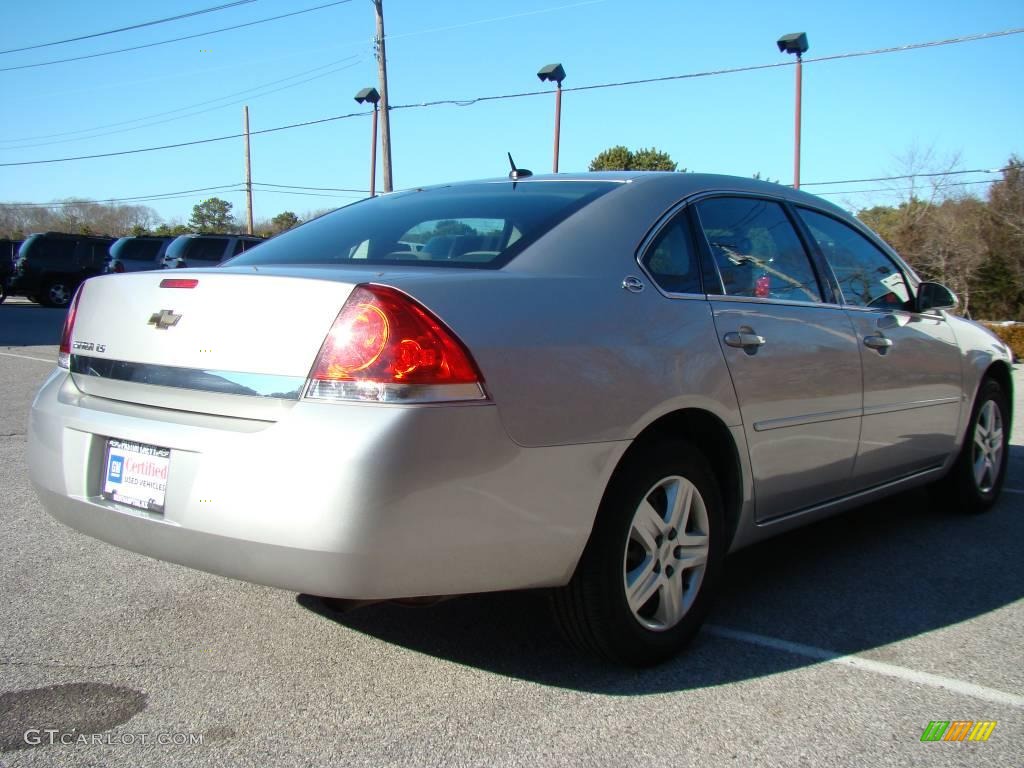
[148,309,182,330]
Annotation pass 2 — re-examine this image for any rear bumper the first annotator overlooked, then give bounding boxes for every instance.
[29,370,627,599]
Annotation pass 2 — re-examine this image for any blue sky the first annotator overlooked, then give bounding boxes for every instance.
[0,0,1021,224]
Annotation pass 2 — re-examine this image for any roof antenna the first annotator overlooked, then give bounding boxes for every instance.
[508,152,533,181]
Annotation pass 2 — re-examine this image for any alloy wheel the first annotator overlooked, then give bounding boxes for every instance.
[48,283,70,307]
[972,399,1004,494]
[622,475,710,631]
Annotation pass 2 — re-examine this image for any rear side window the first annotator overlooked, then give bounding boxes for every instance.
[641,217,702,294]
[112,239,163,262]
[227,181,617,269]
[696,197,822,303]
[797,208,911,309]
[186,239,229,263]
[75,240,111,268]
[232,238,262,256]
[25,236,76,267]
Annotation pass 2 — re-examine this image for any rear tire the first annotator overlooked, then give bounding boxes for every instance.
[933,378,1010,514]
[552,440,725,666]
[42,281,73,308]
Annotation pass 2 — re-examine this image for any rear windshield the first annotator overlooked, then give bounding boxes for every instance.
[111,238,164,262]
[166,237,229,264]
[226,181,618,269]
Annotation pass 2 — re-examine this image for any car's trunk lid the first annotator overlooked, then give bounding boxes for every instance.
[69,270,356,418]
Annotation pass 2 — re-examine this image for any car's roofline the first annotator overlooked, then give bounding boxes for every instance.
[383,172,847,215]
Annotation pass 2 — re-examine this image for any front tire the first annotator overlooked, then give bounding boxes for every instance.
[934,378,1010,514]
[552,440,725,666]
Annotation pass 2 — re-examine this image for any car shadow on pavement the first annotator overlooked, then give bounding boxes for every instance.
[298,446,1024,694]
[0,303,66,346]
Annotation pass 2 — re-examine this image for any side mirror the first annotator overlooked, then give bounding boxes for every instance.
[916,281,958,313]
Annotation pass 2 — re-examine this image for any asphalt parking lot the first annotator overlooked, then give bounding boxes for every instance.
[1,300,1021,767]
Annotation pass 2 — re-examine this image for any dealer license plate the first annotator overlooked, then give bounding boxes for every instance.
[102,438,171,514]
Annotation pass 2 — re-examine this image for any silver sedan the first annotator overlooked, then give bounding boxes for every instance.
[28,173,1014,666]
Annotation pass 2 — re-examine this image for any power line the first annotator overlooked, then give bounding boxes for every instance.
[0,184,244,208]
[0,2,256,56]
[0,0,353,73]
[250,188,365,199]
[2,26,1022,167]
[801,168,1008,187]
[1,173,1006,211]
[0,58,364,150]
[254,182,369,192]
[391,26,1024,110]
[0,55,361,145]
[815,178,998,197]
[0,110,372,167]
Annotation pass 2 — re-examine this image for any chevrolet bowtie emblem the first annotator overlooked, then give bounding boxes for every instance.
[148,309,182,330]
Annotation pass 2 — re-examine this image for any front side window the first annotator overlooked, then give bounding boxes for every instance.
[640,217,702,294]
[797,208,911,309]
[226,181,617,269]
[695,197,822,303]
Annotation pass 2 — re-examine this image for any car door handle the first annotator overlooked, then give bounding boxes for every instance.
[724,331,766,349]
[863,335,893,351]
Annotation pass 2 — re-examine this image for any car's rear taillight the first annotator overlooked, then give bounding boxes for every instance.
[305,284,485,403]
[57,285,84,369]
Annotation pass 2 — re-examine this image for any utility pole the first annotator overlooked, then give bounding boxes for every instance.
[372,0,393,192]
[243,105,254,234]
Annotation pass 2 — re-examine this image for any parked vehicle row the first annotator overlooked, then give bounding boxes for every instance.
[2,232,265,307]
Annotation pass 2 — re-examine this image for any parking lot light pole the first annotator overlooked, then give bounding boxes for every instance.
[777,33,809,190]
[537,63,566,173]
[354,88,381,197]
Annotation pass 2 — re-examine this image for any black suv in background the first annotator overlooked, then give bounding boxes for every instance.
[0,239,24,303]
[7,232,114,307]
[105,235,175,274]
[163,234,264,269]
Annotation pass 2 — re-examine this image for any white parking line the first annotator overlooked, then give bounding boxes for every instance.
[0,351,55,364]
[1004,488,1024,495]
[705,624,1024,709]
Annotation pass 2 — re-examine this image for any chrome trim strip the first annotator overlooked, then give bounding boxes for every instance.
[304,380,487,404]
[753,407,863,432]
[70,355,305,400]
[708,294,843,310]
[862,397,961,417]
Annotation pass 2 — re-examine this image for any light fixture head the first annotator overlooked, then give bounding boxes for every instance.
[536,63,566,85]
[354,87,381,105]
[777,32,809,56]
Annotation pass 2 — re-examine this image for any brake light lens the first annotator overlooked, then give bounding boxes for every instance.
[306,284,485,403]
[160,278,198,289]
[57,285,84,369]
